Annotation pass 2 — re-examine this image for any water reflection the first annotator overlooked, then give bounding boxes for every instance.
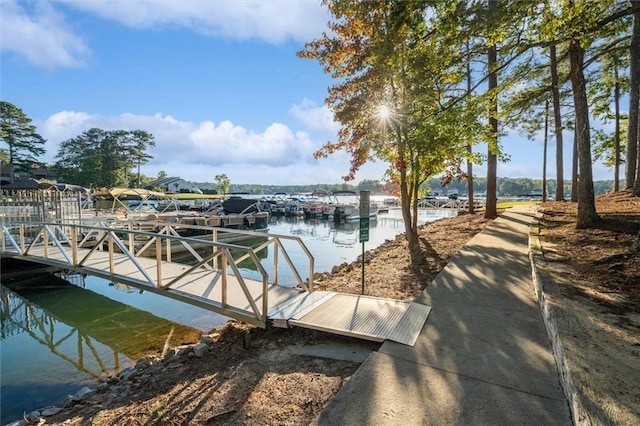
[0,274,202,424]
[265,209,457,276]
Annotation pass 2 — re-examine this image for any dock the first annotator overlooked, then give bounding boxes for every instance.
[1,219,430,346]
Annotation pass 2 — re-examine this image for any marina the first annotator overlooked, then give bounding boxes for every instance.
[3,185,456,424]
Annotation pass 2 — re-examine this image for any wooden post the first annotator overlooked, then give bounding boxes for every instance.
[71,226,78,265]
[221,248,228,308]
[156,235,162,288]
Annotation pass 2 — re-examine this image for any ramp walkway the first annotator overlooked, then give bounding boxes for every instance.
[1,220,429,346]
[313,204,571,425]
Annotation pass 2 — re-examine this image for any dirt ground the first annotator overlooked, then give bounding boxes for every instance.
[39,191,639,426]
[533,190,640,425]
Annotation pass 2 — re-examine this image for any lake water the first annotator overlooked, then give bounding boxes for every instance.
[0,207,456,424]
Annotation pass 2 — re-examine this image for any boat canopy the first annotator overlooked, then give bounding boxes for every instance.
[90,187,171,213]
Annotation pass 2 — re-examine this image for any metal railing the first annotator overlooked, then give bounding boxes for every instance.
[416,198,486,209]
[1,219,315,327]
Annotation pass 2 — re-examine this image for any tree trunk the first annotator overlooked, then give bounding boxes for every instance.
[467,145,475,214]
[614,63,621,192]
[571,134,578,202]
[485,0,498,220]
[398,131,419,252]
[543,99,549,203]
[466,54,475,214]
[549,43,565,201]
[632,230,640,252]
[629,10,640,195]
[8,144,15,184]
[568,40,599,228]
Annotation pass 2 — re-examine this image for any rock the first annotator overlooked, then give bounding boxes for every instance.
[163,354,181,364]
[192,342,209,357]
[5,420,28,426]
[25,411,41,422]
[200,333,220,344]
[135,355,156,369]
[41,406,63,416]
[176,345,192,356]
[162,347,176,360]
[118,367,136,381]
[70,386,95,401]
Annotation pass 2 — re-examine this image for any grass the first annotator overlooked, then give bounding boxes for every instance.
[496,200,538,209]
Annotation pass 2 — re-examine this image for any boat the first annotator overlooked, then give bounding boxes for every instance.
[331,190,379,222]
[303,190,334,219]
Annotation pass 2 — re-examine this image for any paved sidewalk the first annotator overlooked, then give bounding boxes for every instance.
[313,205,571,425]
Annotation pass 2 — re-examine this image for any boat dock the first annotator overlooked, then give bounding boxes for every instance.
[1,218,430,346]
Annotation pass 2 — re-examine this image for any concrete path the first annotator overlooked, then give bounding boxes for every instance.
[313,205,571,425]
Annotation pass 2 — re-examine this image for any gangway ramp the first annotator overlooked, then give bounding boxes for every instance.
[1,220,431,346]
[269,291,431,346]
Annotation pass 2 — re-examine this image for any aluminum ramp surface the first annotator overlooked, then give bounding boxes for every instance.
[269,291,431,346]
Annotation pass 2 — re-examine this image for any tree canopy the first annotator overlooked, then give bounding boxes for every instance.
[55,128,155,188]
[0,101,46,183]
[300,0,639,241]
[215,173,231,195]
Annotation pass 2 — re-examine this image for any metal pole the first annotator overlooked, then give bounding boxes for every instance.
[361,242,365,294]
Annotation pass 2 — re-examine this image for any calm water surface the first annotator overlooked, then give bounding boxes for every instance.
[0,207,456,424]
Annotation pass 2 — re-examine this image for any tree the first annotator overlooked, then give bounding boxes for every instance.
[531,0,639,225]
[590,52,629,192]
[629,8,640,194]
[0,101,46,183]
[300,1,471,254]
[564,1,638,226]
[485,0,499,220]
[215,174,230,196]
[549,42,567,201]
[569,33,600,227]
[128,130,155,188]
[55,128,155,188]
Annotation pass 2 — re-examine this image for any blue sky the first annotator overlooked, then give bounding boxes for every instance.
[1,0,618,186]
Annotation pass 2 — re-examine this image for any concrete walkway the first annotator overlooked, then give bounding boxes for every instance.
[313,205,571,425]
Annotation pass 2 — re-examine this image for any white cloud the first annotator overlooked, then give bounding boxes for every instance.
[0,0,90,69]
[54,0,329,43]
[188,120,315,165]
[35,109,615,185]
[2,0,328,69]
[38,110,95,155]
[35,109,384,185]
[290,99,340,133]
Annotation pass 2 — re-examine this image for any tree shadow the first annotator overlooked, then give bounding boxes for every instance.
[45,326,379,425]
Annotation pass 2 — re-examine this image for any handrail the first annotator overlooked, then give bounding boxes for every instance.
[103,218,316,288]
[0,219,315,327]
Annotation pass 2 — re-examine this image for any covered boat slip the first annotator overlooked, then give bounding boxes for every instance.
[1,221,431,346]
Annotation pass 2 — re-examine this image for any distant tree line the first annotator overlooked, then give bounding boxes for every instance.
[219,177,615,198]
[428,177,615,198]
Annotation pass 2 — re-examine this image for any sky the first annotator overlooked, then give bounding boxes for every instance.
[0,0,620,186]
